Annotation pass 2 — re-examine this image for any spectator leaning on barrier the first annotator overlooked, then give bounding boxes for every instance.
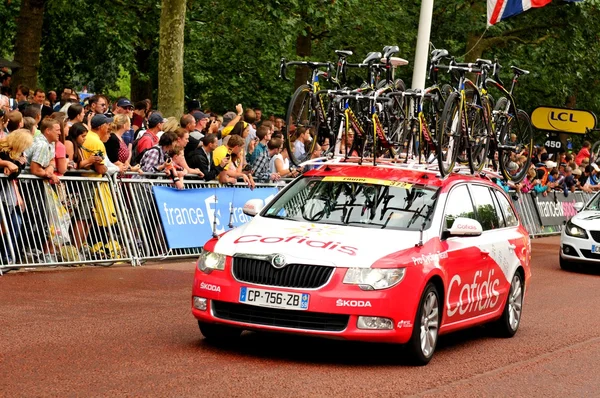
[186,133,229,182]
[25,118,61,184]
[137,130,184,190]
[213,134,255,188]
[0,129,33,264]
[23,118,61,259]
[251,137,281,183]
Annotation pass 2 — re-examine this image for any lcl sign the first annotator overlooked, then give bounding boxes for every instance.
[531,106,596,134]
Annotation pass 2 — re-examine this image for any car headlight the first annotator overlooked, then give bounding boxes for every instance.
[197,250,226,274]
[565,220,588,239]
[343,268,406,290]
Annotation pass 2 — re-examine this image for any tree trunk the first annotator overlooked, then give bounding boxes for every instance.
[157,0,186,119]
[294,29,312,90]
[12,0,45,90]
[130,48,153,104]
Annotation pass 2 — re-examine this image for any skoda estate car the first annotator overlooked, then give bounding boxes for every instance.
[560,191,600,270]
[191,160,532,365]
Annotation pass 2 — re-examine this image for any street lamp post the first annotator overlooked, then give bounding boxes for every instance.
[411,0,434,90]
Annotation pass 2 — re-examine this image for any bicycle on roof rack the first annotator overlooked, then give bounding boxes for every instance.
[328,47,410,162]
[485,60,534,183]
[279,50,353,166]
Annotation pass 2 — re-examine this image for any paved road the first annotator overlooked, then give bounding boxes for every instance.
[1,236,599,397]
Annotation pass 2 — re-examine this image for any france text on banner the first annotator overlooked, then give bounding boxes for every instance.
[487,0,552,26]
[152,186,279,249]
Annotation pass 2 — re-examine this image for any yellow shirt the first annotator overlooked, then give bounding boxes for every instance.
[81,130,106,177]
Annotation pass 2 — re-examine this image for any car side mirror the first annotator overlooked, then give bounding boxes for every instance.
[443,217,483,239]
[242,199,264,216]
[573,202,584,212]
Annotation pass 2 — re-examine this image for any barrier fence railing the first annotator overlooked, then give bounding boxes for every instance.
[0,171,595,273]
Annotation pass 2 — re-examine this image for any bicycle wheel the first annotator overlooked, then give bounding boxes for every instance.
[468,96,492,174]
[285,84,319,166]
[437,92,461,176]
[498,109,533,183]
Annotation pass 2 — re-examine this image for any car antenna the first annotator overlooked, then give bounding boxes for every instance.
[228,201,235,229]
[212,193,219,239]
[416,221,425,247]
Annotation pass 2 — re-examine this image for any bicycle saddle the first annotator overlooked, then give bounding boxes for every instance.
[475,58,492,66]
[431,49,449,62]
[511,66,530,76]
[363,52,382,64]
[383,45,400,58]
[335,50,353,57]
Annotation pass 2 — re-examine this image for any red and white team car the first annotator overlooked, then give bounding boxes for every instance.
[191,160,532,365]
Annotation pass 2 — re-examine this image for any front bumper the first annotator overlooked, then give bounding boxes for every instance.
[191,266,420,344]
[560,230,600,264]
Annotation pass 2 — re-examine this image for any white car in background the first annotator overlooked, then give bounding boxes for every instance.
[560,192,600,270]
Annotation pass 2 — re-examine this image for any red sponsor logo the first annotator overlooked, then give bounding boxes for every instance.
[234,235,358,256]
[447,270,500,317]
[456,223,477,230]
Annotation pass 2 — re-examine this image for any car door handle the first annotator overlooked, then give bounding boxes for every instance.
[480,249,490,256]
[508,244,516,251]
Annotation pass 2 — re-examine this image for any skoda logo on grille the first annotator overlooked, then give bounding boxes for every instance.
[271,254,287,269]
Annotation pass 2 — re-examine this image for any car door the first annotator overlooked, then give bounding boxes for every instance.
[465,184,510,317]
[491,188,529,305]
[441,184,494,325]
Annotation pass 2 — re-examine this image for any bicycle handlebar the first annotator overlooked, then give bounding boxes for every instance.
[279,57,334,82]
[333,94,394,104]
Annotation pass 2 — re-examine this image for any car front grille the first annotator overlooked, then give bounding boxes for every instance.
[589,231,600,243]
[580,249,600,260]
[212,300,349,332]
[232,257,333,289]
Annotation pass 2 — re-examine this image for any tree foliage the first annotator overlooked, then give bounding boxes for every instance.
[2,0,600,140]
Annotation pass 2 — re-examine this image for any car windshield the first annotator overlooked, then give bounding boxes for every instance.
[585,193,600,211]
[262,176,439,230]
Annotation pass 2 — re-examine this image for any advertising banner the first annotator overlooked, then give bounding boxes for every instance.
[531,106,596,135]
[532,192,579,226]
[152,186,279,249]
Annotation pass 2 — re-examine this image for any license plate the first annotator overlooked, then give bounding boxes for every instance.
[239,287,309,311]
[592,245,600,254]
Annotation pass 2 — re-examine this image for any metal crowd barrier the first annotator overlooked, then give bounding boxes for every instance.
[0,170,596,273]
[0,173,137,270]
[509,190,595,238]
[112,173,281,263]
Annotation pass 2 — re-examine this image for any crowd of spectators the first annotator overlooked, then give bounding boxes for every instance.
[1,75,600,265]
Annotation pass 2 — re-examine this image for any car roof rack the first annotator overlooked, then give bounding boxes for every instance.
[298,155,505,181]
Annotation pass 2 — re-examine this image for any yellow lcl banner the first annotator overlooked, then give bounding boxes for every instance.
[531,106,596,135]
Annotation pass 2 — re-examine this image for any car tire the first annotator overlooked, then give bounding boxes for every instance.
[559,256,573,271]
[198,321,242,342]
[494,271,524,338]
[406,282,440,366]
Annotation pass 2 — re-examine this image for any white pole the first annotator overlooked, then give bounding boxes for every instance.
[411,0,434,90]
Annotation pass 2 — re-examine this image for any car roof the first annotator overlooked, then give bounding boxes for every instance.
[302,158,501,190]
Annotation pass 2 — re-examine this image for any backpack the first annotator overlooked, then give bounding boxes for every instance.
[130,132,154,166]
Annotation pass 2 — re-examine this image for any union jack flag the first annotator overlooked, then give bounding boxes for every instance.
[487,0,552,26]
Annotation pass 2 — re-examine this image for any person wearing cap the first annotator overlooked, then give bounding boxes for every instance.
[135,112,165,155]
[113,98,135,149]
[190,110,209,140]
[80,114,112,178]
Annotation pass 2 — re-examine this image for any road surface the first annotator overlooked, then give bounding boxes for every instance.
[1,236,599,397]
